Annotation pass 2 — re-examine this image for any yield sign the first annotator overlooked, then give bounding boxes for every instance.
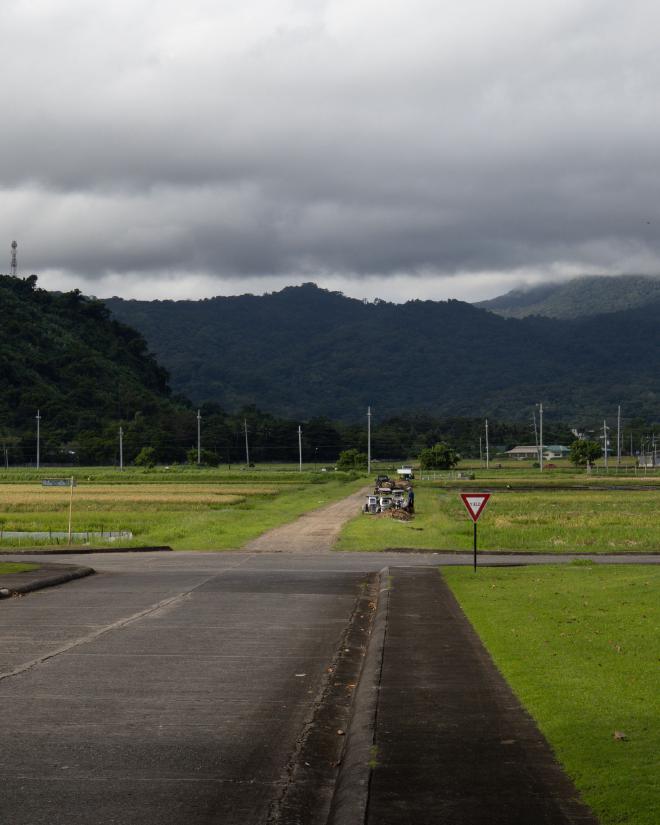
[460,493,491,522]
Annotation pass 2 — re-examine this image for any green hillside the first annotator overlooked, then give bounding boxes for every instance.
[106,283,660,423]
[0,274,185,464]
[2,275,656,466]
[476,275,660,319]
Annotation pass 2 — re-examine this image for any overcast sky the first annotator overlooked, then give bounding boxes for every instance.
[3,0,660,302]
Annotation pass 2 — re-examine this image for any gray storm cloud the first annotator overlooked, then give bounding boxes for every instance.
[2,0,660,300]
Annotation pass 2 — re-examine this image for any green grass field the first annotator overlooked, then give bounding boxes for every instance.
[337,485,660,553]
[0,467,366,550]
[444,565,660,825]
[0,562,39,574]
[417,462,660,489]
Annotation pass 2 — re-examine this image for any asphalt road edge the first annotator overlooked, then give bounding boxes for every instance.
[0,546,172,555]
[0,564,94,598]
[326,566,390,825]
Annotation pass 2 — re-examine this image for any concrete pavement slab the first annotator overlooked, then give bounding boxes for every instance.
[362,567,600,825]
[0,561,373,824]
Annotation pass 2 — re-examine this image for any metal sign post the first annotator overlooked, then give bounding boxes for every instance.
[67,476,75,544]
[460,493,491,571]
[41,478,76,544]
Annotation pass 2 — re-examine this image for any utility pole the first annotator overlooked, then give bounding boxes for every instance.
[479,436,483,467]
[602,419,609,471]
[67,476,74,545]
[485,419,489,470]
[119,426,124,471]
[367,406,372,476]
[10,240,17,277]
[197,409,201,465]
[244,419,250,467]
[539,403,543,472]
[298,425,302,472]
[616,405,621,467]
[36,409,41,470]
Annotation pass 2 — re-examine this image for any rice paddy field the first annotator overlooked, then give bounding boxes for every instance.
[445,564,660,825]
[337,481,660,553]
[0,467,365,550]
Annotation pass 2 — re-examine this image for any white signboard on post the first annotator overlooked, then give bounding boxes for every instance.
[460,492,491,570]
[460,493,490,522]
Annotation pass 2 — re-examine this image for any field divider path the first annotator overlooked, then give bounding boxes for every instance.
[242,485,370,553]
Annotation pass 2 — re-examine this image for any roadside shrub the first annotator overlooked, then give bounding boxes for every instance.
[336,449,368,471]
[419,442,459,470]
[134,446,156,468]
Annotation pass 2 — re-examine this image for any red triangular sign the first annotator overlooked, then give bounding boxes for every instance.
[460,493,491,522]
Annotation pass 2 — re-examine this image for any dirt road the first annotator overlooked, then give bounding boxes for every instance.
[242,485,369,553]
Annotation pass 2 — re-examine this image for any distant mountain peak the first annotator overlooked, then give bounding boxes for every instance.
[476,274,660,319]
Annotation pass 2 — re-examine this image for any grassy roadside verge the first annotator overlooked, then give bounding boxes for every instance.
[156,475,367,550]
[444,565,660,825]
[0,562,39,574]
[336,485,660,553]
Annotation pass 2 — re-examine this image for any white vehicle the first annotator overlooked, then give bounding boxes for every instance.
[397,466,415,480]
[392,489,406,506]
[364,495,379,514]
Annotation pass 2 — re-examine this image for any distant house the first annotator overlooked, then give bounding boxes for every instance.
[638,451,660,468]
[505,444,569,460]
[505,445,541,460]
[545,444,570,459]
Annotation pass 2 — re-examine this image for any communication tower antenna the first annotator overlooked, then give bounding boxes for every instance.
[10,240,18,276]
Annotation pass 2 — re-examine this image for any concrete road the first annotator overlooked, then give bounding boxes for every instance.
[0,553,381,825]
[1,550,657,825]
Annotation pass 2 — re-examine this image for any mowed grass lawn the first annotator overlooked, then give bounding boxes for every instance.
[444,565,660,825]
[336,485,660,553]
[0,562,39,574]
[0,473,366,550]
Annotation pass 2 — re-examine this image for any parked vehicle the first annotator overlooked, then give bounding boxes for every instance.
[392,489,406,506]
[364,495,380,514]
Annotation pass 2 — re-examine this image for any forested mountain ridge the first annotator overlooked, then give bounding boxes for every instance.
[475,275,660,319]
[0,274,181,463]
[2,274,564,464]
[1,275,656,465]
[106,282,660,423]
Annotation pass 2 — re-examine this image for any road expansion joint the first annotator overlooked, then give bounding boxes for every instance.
[266,572,379,825]
[0,555,254,685]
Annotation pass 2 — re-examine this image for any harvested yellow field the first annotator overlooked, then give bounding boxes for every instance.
[0,483,281,510]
